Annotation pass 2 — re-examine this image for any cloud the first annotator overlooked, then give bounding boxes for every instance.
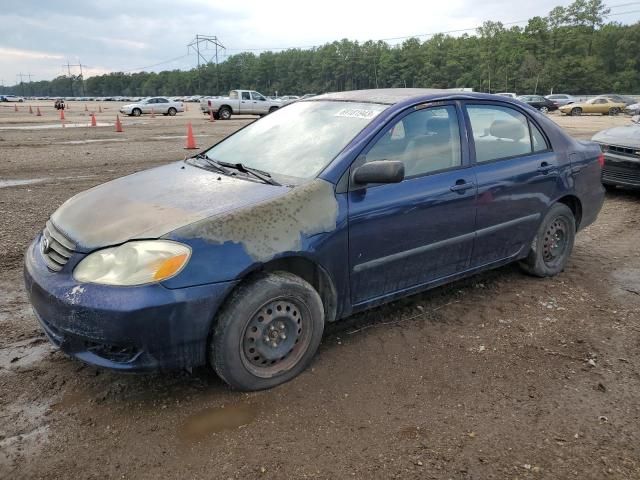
[0,47,64,60]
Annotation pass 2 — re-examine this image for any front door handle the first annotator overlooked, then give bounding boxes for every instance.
[537,162,555,174]
[450,180,475,192]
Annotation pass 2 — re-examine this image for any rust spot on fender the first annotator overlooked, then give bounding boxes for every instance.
[176,179,338,262]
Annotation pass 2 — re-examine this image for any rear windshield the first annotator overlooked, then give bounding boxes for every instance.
[204,101,388,179]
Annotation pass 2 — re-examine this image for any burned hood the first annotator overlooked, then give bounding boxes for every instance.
[592,124,640,148]
[51,161,289,250]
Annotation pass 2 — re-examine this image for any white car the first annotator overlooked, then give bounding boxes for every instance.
[119,97,184,116]
[1,95,25,102]
[495,92,517,99]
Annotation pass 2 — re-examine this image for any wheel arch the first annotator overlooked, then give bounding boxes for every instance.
[556,194,583,230]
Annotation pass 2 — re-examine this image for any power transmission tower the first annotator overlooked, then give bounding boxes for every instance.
[187,34,225,94]
[62,60,87,96]
[17,73,27,96]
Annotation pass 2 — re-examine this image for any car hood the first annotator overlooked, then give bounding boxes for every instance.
[51,161,290,250]
[592,124,640,148]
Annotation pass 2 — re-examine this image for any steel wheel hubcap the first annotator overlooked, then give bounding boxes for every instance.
[543,218,568,263]
[242,300,307,377]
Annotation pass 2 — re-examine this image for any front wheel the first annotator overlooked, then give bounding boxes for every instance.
[519,203,576,277]
[609,107,620,116]
[132,108,142,117]
[268,106,279,114]
[539,106,549,114]
[211,272,324,391]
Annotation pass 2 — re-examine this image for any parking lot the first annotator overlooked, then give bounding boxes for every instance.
[1,101,639,479]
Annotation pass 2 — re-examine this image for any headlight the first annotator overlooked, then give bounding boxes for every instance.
[74,240,191,286]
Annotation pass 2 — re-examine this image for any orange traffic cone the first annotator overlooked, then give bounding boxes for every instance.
[90,113,97,127]
[184,122,197,149]
[29,105,33,114]
[84,104,88,112]
[60,109,65,120]
[36,106,42,116]
[151,108,155,118]
[14,104,18,112]
[209,108,215,122]
[98,105,102,113]
[115,115,123,133]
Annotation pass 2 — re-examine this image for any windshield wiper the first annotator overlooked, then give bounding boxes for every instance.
[218,161,281,186]
[190,153,232,176]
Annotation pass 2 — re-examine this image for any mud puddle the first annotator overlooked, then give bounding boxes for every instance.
[179,403,258,442]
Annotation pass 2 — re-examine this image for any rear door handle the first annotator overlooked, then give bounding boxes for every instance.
[450,181,475,192]
[537,162,555,174]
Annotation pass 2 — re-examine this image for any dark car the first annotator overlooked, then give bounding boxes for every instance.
[592,116,640,189]
[24,89,605,391]
[517,95,559,113]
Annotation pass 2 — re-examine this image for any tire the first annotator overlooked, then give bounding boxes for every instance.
[218,106,232,120]
[570,107,582,116]
[211,272,324,391]
[609,107,620,116]
[540,106,549,114]
[268,106,279,114]
[132,108,142,117]
[168,107,177,116]
[519,203,576,277]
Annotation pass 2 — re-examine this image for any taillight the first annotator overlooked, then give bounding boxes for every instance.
[597,153,605,167]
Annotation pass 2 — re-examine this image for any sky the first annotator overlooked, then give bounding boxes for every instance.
[0,0,638,85]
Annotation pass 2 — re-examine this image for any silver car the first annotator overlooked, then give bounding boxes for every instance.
[119,97,184,116]
[545,94,576,107]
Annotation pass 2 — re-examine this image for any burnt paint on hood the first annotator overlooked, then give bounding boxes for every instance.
[592,124,640,148]
[51,161,289,250]
[171,178,339,262]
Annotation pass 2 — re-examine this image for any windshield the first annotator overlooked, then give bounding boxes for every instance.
[204,101,388,179]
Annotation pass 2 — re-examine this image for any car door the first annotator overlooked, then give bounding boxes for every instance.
[239,91,251,114]
[463,102,560,268]
[156,97,169,113]
[142,98,155,114]
[251,91,269,114]
[348,103,477,305]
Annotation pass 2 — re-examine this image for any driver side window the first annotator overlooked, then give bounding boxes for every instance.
[365,105,462,178]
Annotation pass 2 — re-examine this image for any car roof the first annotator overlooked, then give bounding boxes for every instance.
[311,88,497,105]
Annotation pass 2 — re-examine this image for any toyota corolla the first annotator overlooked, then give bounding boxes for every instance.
[24,89,605,390]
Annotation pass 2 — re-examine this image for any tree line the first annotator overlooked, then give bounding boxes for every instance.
[3,0,639,97]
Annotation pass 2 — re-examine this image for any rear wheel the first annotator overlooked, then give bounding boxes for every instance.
[519,203,576,277]
[570,107,582,116]
[211,272,324,391]
[218,106,232,120]
[168,107,177,116]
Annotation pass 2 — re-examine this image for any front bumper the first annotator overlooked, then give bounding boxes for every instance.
[602,151,640,188]
[24,238,238,371]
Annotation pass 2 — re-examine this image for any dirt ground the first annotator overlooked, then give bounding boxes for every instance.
[1,101,639,479]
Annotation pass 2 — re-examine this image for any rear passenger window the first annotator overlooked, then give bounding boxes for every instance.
[530,122,549,152]
[467,105,546,162]
[365,105,461,178]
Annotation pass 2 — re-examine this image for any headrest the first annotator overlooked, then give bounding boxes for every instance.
[489,119,526,141]
[426,117,451,136]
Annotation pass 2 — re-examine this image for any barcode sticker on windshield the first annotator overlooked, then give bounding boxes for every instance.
[334,108,380,119]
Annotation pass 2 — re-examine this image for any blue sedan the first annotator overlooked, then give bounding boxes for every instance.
[24,89,605,390]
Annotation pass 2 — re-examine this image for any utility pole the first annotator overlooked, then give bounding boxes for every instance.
[17,73,26,96]
[187,34,225,94]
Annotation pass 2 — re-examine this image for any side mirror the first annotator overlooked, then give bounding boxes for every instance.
[353,160,405,185]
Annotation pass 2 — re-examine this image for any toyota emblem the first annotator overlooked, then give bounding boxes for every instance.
[41,237,51,254]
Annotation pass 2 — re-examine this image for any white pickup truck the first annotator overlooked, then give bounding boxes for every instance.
[200,90,282,119]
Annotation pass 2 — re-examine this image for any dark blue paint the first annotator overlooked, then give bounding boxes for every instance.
[24,91,605,371]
